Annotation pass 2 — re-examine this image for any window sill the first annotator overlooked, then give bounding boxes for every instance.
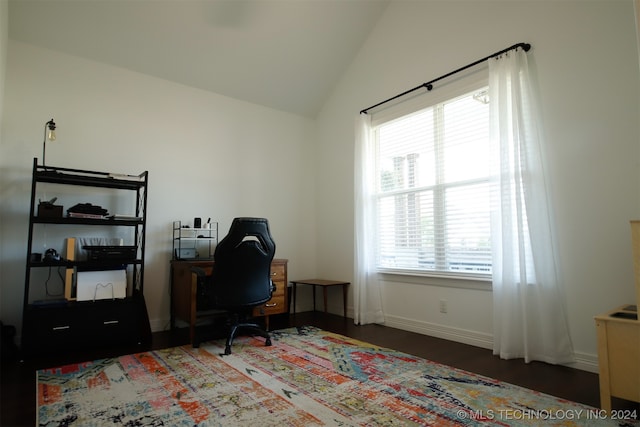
[378,269,492,291]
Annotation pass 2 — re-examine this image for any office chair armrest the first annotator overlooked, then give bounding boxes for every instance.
[270,280,276,293]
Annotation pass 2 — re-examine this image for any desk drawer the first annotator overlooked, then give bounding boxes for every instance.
[254,272,286,316]
[271,279,286,297]
[270,263,285,282]
[253,294,286,316]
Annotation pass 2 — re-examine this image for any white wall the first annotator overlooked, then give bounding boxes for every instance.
[0,41,318,333]
[315,0,640,371]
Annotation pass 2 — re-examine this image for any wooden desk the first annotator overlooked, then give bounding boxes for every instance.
[290,279,349,318]
[594,304,639,413]
[170,259,288,344]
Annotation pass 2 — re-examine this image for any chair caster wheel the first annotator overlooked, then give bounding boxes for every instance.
[224,346,232,355]
[265,337,272,347]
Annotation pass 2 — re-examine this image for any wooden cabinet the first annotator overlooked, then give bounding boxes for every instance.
[170,259,288,344]
[594,221,640,412]
[24,298,146,352]
[594,305,639,413]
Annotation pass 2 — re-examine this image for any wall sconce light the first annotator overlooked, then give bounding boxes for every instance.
[42,118,56,167]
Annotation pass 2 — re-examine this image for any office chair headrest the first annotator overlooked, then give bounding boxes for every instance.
[216,217,276,258]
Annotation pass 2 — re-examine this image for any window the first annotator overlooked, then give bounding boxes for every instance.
[373,86,491,277]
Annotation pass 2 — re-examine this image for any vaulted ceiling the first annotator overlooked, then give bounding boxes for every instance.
[8,0,389,118]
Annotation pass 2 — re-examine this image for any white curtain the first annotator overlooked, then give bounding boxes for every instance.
[353,114,385,325]
[489,48,574,364]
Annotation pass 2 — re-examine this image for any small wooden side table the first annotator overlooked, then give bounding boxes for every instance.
[290,279,350,318]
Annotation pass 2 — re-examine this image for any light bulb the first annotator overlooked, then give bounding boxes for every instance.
[46,119,56,141]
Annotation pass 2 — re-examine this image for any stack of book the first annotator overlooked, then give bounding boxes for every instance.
[67,203,109,219]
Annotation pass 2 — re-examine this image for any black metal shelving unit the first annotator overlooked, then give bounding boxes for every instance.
[21,158,151,356]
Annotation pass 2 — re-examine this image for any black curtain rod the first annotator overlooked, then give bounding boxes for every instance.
[360,42,531,115]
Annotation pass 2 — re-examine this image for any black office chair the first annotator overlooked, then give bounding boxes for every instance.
[192,217,276,354]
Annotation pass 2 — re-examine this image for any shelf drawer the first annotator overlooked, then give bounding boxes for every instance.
[87,308,139,342]
[25,308,90,350]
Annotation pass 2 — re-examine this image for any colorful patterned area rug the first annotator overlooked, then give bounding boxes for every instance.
[38,326,636,426]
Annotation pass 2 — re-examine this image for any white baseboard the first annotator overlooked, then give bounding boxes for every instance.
[382,313,599,373]
[383,314,493,350]
[566,351,599,373]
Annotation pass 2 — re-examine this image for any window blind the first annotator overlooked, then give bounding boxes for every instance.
[374,86,492,277]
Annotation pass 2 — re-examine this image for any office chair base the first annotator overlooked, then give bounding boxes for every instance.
[225,322,272,355]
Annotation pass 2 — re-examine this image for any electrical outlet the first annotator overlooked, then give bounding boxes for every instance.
[439,299,448,314]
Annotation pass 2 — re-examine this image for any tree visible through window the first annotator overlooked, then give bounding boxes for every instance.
[374,87,491,276]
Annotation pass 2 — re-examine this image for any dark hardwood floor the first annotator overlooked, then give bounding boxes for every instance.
[1,312,637,426]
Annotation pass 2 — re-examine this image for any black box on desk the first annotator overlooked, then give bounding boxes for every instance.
[37,203,63,218]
